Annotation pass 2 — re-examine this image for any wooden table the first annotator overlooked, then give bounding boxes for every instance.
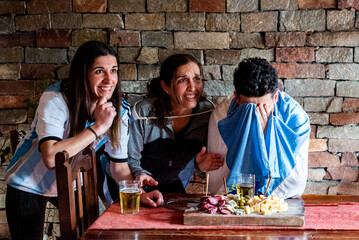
[81,194,359,239]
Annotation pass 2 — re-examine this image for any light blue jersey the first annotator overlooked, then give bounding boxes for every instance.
[5,81,130,197]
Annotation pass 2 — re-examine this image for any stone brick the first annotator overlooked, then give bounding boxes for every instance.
[15,14,49,31]
[0,96,29,108]
[83,14,123,29]
[206,14,241,31]
[307,113,329,125]
[0,16,14,33]
[296,64,325,78]
[316,47,353,63]
[304,97,343,113]
[174,32,229,50]
[276,47,315,63]
[240,48,274,62]
[341,152,359,167]
[342,98,359,112]
[0,64,20,79]
[355,47,359,62]
[307,169,326,181]
[148,0,187,12]
[329,139,359,153]
[189,0,225,12]
[330,113,359,125]
[293,97,303,107]
[284,79,336,97]
[138,65,160,81]
[25,48,67,64]
[0,47,23,63]
[317,126,359,140]
[56,64,70,80]
[166,13,205,31]
[230,32,264,48]
[309,139,328,152]
[327,10,355,31]
[118,47,140,63]
[307,32,359,47]
[227,0,258,12]
[73,0,106,12]
[222,65,237,81]
[21,63,56,80]
[0,1,25,15]
[308,152,340,168]
[0,32,36,47]
[0,109,27,124]
[141,31,173,48]
[310,125,317,138]
[119,64,137,81]
[204,80,234,97]
[126,14,165,30]
[109,31,140,47]
[337,181,359,195]
[72,29,107,47]
[271,63,296,79]
[108,0,145,12]
[261,0,297,10]
[339,0,359,10]
[298,0,336,9]
[0,81,35,95]
[304,181,339,195]
[241,12,278,32]
[36,30,71,47]
[51,13,82,29]
[202,65,221,80]
[27,0,71,13]
[158,49,204,64]
[325,167,359,181]
[265,32,306,47]
[122,81,146,93]
[328,64,359,81]
[136,47,158,64]
[205,50,241,65]
[280,10,326,31]
[337,81,359,98]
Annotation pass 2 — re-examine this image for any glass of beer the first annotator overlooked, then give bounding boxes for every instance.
[235,174,255,198]
[119,180,140,214]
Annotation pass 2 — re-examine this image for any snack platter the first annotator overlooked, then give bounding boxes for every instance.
[183,198,305,227]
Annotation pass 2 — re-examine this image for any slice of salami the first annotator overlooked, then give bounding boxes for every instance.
[206,206,218,214]
[201,203,214,210]
[219,208,231,215]
[207,196,219,205]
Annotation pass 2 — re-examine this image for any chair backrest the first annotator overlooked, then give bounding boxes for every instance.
[55,146,99,240]
[10,130,19,155]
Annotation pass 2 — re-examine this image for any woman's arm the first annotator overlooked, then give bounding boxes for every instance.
[40,96,117,169]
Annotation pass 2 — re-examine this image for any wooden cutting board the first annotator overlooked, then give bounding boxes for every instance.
[183,199,305,227]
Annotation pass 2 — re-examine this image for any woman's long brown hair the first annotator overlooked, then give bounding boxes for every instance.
[61,41,122,149]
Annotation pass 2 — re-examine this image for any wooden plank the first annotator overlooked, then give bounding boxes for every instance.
[183,199,305,227]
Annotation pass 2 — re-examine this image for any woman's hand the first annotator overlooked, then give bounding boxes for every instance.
[140,190,164,207]
[136,173,158,187]
[91,96,117,136]
[196,146,224,172]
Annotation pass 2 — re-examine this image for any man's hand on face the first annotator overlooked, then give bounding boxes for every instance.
[256,103,273,132]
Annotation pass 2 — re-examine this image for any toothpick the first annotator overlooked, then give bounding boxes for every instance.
[252,174,255,194]
[205,173,209,196]
[223,177,228,195]
[264,176,272,197]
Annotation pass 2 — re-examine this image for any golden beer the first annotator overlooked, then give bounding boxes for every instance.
[120,188,140,214]
[236,183,254,198]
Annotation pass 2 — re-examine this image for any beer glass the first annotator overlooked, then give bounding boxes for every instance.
[235,174,255,198]
[119,180,140,214]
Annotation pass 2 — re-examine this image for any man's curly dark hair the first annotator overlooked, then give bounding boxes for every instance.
[233,58,278,97]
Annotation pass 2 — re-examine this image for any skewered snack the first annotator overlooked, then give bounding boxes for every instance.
[199,194,288,215]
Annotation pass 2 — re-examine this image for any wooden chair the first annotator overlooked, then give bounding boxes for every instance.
[10,130,19,155]
[55,146,99,240]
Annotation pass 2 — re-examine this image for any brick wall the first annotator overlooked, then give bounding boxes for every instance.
[1,0,359,238]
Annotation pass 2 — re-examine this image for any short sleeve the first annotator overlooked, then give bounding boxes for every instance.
[104,108,130,161]
[36,91,69,141]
